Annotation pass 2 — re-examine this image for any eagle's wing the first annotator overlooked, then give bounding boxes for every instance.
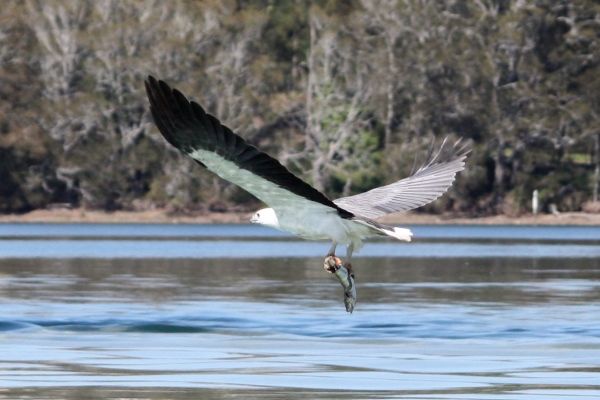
[333,139,470,220]
[145,76,353,218]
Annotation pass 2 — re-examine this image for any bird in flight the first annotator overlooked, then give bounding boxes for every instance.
[145,76,469,311]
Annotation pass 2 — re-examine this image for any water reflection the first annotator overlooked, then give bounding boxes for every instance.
[0,225,599,399]
[1,257,600,305]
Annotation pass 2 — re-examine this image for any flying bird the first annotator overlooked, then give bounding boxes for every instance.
[145,76,469,308]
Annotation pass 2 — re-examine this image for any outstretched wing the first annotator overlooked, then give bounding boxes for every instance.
[334,139,470,219]
[145,76,353,218]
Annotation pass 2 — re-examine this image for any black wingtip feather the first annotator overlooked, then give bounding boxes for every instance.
[146,77,183,148]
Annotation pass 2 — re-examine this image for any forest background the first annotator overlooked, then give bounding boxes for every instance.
[1,0,599,218]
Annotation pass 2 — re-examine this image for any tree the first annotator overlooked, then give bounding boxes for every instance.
[1,0,598,214]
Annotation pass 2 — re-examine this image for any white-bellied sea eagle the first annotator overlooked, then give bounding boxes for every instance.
[145,76,469,311]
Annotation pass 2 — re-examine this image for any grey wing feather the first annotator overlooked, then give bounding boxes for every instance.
[333,138,470,219]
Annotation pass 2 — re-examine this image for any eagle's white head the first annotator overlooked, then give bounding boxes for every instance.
[250,208,279,228]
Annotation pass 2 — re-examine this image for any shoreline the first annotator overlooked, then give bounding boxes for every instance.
[0,208,599,225]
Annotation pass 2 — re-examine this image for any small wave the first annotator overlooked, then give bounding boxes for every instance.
[0,320,39,332]
[3,301,600,340]
[4,316,261,335]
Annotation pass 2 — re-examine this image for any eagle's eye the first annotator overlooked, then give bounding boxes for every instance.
[257,213,260,217]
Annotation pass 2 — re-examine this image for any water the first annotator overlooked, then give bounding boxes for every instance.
[1,223,599,399]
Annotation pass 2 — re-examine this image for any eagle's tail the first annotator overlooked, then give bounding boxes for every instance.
[353,218,413,242]
[378,226,413,242]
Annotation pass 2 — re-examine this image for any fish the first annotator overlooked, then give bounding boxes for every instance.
[324,256,357,313]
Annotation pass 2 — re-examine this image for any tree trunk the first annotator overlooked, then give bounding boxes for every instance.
[594,133,599,202]
[384,35,396,147]
[493,136,505,211]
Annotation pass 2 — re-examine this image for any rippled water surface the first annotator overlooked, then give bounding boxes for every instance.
[1,223,599,399]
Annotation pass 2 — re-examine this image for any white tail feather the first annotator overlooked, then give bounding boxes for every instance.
[382,227,413,242]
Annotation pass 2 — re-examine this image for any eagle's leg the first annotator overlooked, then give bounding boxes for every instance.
[324,242,338,273]
[327,241,337,257]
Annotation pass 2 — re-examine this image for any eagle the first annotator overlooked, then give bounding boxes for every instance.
[145,76,469,310]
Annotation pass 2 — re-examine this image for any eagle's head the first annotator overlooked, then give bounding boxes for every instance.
[250,208,279,228]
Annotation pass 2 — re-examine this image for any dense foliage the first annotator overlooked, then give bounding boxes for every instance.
[1,0,598,215]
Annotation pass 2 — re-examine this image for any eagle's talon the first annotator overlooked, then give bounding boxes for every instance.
[323,255,342,273]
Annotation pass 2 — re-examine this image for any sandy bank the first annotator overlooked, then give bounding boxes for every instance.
[0,208,599,225]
